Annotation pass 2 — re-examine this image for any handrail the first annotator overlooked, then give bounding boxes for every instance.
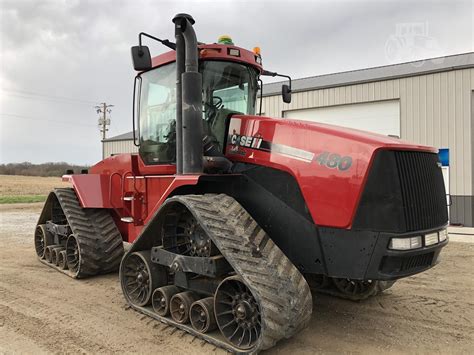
[108,172,122,208]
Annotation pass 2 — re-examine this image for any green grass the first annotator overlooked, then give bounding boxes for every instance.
[0,195,47,204]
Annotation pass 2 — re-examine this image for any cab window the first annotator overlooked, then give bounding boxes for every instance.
[139,62,176,165]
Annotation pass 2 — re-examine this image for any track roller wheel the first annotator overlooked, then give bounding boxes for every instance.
[44,245,61,263]
[120,251,167,307]
[190,297,217,333]
[215,276,261,350]
[152,285,179,316]
[34,224,53,258]
[58,250,68,270]
[170,291,198,324]
[51,247,65,266]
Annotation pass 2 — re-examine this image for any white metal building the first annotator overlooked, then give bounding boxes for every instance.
[103,52,474,226]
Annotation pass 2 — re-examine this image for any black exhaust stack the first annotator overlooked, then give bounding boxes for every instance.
[173,14,203,175]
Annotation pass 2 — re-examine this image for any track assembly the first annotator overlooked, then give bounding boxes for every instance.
[120,194,313,353]
[35,188,124,278]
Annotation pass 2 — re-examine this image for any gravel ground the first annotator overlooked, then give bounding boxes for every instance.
[0,203,473,354]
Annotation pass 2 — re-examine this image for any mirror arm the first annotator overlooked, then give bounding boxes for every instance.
[261,70,292,92]
[138,32,176,52]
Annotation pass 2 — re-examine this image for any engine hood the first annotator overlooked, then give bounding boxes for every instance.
[225,115,437,229]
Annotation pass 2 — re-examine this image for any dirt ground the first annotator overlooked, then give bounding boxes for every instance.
[0,204,473,354]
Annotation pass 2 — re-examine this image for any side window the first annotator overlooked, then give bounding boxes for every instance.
[213,83,249,114]
[139,62,176,165]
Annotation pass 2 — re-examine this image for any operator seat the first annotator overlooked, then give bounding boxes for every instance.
[209,108,241,150]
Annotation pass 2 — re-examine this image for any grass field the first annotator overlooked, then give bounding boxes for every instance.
[0,175,70,204]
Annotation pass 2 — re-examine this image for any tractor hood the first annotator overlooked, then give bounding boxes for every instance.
[224,115,437,229]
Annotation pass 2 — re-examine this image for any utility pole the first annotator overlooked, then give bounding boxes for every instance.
[95,102,114,140]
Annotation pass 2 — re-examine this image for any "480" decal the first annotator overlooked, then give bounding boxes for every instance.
[315,151,352,171]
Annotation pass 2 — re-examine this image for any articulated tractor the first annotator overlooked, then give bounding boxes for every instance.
[35,14,449,353]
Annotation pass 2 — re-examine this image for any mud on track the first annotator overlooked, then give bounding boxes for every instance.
[0,203,473,354]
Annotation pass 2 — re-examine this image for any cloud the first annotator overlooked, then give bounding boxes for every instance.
[0,0,472,164]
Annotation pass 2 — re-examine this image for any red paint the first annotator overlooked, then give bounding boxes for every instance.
[149,44,263,72]
[224,115,436,229]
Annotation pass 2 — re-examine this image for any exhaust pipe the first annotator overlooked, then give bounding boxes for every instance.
[172,13,203,175]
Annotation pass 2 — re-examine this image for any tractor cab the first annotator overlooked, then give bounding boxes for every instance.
[136,50,259,165]
[131,21,291,171]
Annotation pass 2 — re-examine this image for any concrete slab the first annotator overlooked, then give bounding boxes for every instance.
[449,226,474,235]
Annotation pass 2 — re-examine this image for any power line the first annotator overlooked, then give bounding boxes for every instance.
[0,113,97,127]
[1,89,99,105]
[2,92,96,107]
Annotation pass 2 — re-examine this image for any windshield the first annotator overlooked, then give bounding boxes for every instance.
[201,61,258,150]
[138,60,258,165]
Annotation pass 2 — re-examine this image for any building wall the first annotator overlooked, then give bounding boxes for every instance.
[262,68,474,226]
[102,140,138,159]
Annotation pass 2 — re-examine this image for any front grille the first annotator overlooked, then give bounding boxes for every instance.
[400,253,434,271]
[380,252,435,275]
[353,150,448,233]
[394,151,448,231]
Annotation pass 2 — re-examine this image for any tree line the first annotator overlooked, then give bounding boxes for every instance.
[0,162,89,177]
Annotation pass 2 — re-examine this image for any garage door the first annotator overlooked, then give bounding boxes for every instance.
[283,100,400,137]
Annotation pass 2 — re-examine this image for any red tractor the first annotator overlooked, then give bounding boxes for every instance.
[35,14,449,353]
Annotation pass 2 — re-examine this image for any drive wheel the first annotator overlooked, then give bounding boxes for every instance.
[120,251,167,307]
[215,276,261,350]
[34,224,53,258]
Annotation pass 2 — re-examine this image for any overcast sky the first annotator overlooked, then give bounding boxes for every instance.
[0,0,472,165]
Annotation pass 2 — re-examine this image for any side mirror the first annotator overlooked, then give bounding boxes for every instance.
[131,46,152,71]
[282,84,292,104]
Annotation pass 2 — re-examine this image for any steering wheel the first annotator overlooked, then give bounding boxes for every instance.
[204,96,223,123]
[212,96,223,109]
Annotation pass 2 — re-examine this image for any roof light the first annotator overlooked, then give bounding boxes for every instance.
[253,47,261,55]
[228,48,240,57]
[218,35,233,45]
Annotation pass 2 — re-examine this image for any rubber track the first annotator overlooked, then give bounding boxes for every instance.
[43,188,124,278]
[170,194,313,352]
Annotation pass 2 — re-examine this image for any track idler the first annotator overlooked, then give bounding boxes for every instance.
[121,251,168,307]
[34,225,53,259]
[215,276,261,350]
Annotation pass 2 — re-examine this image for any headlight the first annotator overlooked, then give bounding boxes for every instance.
[424,232,439,246]
[389,236,422,250]
[439,229,448,242]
